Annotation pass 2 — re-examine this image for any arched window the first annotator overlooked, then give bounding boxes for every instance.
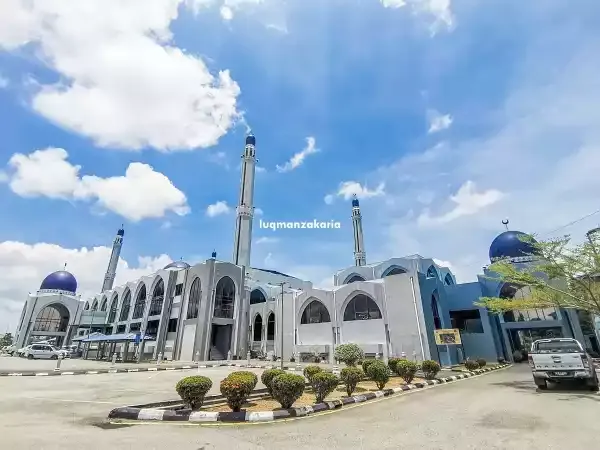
[343,294,382,321]
[33,304,70,333]
[426,266,438,279]
[267,312,275,340]
[91,299,99,311]
[187,278,201,319]
[432,292,442,329]
[132,284,147,319]
[382,266,407,277]
[100,298,108,312]
[250,289,267,305]
[214,276,235,319]
[107,296,118,323]
[300,300,331,324]
[119,289,132,321]
[444,274,454,285]
[149,279,165,316]
[253,314,263,341]
[345,274,365,284]
[84,302,90,311]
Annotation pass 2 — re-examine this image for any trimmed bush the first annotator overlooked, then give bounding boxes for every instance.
[512,350,524,363]
[334,343,364,367]
[340,366,363,396]
[394,359,419,384]
[421,360,441,380]
[303,365,323,383]
[175,375,213,410]
[464,359,479,371]
[220,371,256,412]
[476,358,487,368]
[366,360,390,390]
[261,368,286,397]
[271,373,305,409]
[311,372,339,403]
[387,357,402,373]
[361,359,375,374]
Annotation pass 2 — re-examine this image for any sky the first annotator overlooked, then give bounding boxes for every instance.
[1,0,600,331]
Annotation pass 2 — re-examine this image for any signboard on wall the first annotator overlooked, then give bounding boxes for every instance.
[434,329,462,345]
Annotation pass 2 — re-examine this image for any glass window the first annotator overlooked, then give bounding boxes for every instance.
[300,300,331,324]
[343,295,382,321]
[450,309,484,333]
[186,278,201,319]
[175,283,183,296]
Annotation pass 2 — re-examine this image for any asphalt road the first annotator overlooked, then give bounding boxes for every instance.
[1,364,599,449]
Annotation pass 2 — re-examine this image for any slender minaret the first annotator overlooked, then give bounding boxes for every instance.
[101,226,124,292]
[351,195,366,266]
[232,133,257,267]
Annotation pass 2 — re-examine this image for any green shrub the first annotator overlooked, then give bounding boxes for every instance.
[366,360,390,390]
[175,375,213,410]
[476,358,487,368]
[420,360,441,380]
[394,359,419,384]
[361,359,375,374]
[512,350,524,363]
[219,371,256,412]
[261,368,286,397]
[464,359,480,371]
[271,373,305,409]
[387,357,402,373]
[340,366,363,396]
[334,343,364,366]
[311,372,339,403]
[303,365,323,383]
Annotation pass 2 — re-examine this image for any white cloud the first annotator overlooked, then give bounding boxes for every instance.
[325,181,386,204]
[380,0,455,34]
[2,147,190,221]
[276,137,319,173]
[0,240,172,331]
[254,207,264,216]
[0,74,8,89]
[427,109,453,133]
[255,166,267,173]
[255,236,279,245]
[418,181,505,226]
[206,200,231,217]
[0,0,241,151]
[220,5,234,20]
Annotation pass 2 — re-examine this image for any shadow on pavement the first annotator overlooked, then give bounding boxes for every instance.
[491,379,600,400]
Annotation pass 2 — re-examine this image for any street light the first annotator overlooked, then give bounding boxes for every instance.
[278,282,286,370]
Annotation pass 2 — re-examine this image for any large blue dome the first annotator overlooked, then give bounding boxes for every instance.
[489,231,537,262]
[40,270,78,293]
[245,133,255,146]
[164,261,190,270]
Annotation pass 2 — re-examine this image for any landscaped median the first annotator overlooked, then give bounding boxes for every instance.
[108,360,512,424]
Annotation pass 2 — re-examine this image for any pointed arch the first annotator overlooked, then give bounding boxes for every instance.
[426,265,438,279]
[84,301,90,311]
[107,294,118,323]
[34,303,70,333]
[132,283,147,319]
[250,288,267,305]
[431,290,442,329]
[253,314,263,341]
[300,299,331,324]
[91,299,99,311]
[444,273,454,285]
[214,276,235,319]
[186,277,201,319]
[344,273,366,284]
[381,265,407,277]
[149,278,165,316]
[343,293,382,321]
[267,312,275,340]
[100,297,108,312]
[119,289,132,321]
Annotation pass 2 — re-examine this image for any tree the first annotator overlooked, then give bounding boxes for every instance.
[476,232,600,316]
[0,333,13,347]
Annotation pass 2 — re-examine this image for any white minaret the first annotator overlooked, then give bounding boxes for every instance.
[101,226,124,292]
[351,195,366,266]
[232,133,257,268]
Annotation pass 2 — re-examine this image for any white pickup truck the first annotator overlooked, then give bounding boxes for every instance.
[529,338,598,391]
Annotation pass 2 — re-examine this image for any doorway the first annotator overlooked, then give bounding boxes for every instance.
[210,324,232,360]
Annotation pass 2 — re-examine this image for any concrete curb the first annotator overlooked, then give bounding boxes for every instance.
[108,363,511,423]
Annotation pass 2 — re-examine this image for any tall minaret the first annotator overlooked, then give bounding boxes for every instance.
[351,195,366,266]
[232,133,257,267]
[101,226,124,292]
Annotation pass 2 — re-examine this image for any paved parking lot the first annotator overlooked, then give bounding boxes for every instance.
[1,364,599,449]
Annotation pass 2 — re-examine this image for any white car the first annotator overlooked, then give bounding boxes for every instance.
[23,344,68,360]
[16,345,31,357]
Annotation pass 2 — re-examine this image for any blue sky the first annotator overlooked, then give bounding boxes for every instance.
[1,0,600,330]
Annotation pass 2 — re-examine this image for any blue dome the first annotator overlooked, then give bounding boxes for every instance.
[40,270,78,293]
[245,133,255,146]
[164,261,190,270]
[117,228,124,236]
[352,198,360,207]
[489,231,537,261]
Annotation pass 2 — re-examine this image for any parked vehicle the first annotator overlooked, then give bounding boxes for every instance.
[23,344,69,360]
[16,345,31,357]
[529,338,599,391]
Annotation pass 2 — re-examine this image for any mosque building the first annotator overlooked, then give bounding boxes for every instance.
[12,134,600,363]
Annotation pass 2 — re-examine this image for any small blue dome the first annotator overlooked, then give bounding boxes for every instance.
[211,251,217,258]
[164,261,190,270]
[40,270,78,293]
[489,231,537,261]
[245,133,255,146]
[352,198,360,207]
[117,228,124,236]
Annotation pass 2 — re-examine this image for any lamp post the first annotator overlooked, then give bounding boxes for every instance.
[278,282,286,370]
